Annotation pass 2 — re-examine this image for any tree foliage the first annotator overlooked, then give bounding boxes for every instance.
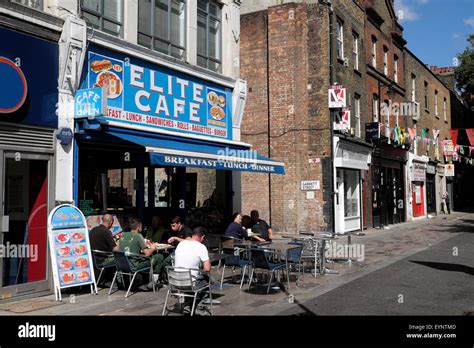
[454,34,474,100]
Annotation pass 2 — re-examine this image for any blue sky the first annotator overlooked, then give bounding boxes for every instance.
[395,0,474,67]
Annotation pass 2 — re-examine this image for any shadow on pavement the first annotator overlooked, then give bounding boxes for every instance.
[410,260,474,276]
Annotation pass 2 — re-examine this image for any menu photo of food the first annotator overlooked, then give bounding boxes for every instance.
[57,246,71,257]
[71,231,85,243]
[88,53,124,104]
[74,257,89,269]
[73,244,87,256]
[58,257,75,272]
[207,88,227,128]
[60,271,76,285]
[55,231,70,245]
[76,270,91,283]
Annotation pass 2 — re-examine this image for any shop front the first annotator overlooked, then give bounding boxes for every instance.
[74,46,284,233]
[0,27,59,298]
[410,158,427,219]
[426,162,437,214]
[333,137,372,233]
[371,144,407,228]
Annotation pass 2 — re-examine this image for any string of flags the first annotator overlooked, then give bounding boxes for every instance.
[381,126,441,147]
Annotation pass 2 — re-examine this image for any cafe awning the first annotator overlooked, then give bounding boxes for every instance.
[106,129,285,174]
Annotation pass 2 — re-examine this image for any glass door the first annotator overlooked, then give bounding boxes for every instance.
[0,152,51,297]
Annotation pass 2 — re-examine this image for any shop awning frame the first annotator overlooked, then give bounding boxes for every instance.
[105,128,285,175]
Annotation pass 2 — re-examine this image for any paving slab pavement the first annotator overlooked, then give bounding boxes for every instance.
[0,211,471,316]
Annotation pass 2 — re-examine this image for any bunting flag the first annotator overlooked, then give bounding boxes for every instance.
[453,152,458,161]
[393,126,399,144]
[408,128,416,140]
[399,128,406,144]
[449,129,459,146]
[385,126,391,144]
[467,129,474,146]
[470,147,474,156]
[432,129,440,139]
[422,128,428,139]
[460,146,465,155]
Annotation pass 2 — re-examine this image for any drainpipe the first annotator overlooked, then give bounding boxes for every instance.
[266,12,272,226]
[327,0,336,236]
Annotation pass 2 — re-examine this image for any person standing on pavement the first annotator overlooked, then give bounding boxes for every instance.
[443,191,451,214]
[89,214,119,266]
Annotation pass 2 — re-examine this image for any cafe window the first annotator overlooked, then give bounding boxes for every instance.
[344,170,360,218]
[138,0,186,60]
[352,31,359,70]
[336,19,344,60]
[197,0,222,72]
[11,0,43,10]
[144,168,172,208]
[81,0,124,37]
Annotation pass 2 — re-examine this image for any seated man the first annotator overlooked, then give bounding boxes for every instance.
[174,227,211,315]
[118,217,166,290]
[167,216,193,245]
[89,214,119,266]
[251,210,274,241]
[146,215,170,243]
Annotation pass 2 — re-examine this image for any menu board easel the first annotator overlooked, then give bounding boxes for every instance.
[47,204,98,301]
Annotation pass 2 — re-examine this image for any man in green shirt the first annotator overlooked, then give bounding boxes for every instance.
[118,217,166,289]
[145,215,169,243]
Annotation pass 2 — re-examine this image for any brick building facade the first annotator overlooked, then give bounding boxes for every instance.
[240,0,371,233]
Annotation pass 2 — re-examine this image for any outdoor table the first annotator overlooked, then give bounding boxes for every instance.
[155,243,174,251]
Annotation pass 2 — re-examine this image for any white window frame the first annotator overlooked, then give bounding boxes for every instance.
[383,46,388,76]
[336,19,344,60]
[137,0,187,60]
[81,0,124,38]
[443,97,447,121]
[434,90,439,116]
[373,94,379,122]
[371,36,377,68]
[11,0,43,11]
[352,32,359,71]
[411,74,416,102]
[394,55,398,83]
[197,0,223,73]
[354,94,361,137]
[424,81,429,110]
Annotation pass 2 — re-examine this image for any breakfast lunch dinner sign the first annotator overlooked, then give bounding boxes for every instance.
[48,204,97,301]
[82,49,233,140]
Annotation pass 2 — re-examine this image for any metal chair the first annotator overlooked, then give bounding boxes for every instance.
[91,249,116,286]
[285,243,304,286]
[108,250,155,298]
[162,266,213,316]
[299,237,319,277]
[219,247,252,289]
[248,248,286,294]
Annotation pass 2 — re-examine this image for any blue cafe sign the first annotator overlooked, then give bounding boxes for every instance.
[81,48,233,140]
[74,86,107,118]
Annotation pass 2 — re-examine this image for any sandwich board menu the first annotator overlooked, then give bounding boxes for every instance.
[48,204,97,301]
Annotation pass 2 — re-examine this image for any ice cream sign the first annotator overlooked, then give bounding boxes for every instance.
[82,50,233,140]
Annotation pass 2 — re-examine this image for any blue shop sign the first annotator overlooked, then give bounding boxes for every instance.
[56,127,74,145]
[81,47,233,141]
[0,57,27,113]
[74,87,107,118]
[0,27,58,128]
[51,205,86,229]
